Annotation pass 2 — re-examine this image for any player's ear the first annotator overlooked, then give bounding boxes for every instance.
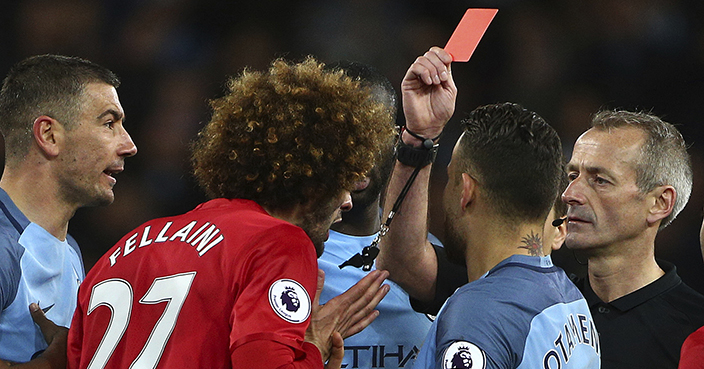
[460,173,477,210]
[32,115,64,158]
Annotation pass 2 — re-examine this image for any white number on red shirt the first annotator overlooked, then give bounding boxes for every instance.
[86,272,197,369]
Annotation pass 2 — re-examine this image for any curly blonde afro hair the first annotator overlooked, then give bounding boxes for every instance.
[192,57,396,211]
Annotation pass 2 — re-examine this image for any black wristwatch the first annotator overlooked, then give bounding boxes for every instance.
[396,138,438,167]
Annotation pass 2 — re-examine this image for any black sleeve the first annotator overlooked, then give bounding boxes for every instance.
[409,243,468,315]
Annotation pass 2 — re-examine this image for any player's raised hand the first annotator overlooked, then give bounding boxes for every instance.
[305,269,389,363]
[401,46,457,140]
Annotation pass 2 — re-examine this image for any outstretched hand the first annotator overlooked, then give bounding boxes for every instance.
[401,46,457,140]
[0,304,68,368]
[305,269,389,364]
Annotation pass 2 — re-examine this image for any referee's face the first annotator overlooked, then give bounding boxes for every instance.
[562,127,649,253]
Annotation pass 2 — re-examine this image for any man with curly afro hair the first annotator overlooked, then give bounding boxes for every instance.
[316,60,435,369]
[67,57,395,369]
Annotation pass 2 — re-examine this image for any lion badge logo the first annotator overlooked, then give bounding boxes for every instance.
[268,279,311,323]
[443,341,486,369]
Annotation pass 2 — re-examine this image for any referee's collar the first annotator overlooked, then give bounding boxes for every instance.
[580,260,681,312]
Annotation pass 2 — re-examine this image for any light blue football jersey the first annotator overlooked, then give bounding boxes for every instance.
[320,230,433,368]
[0,188,84,362]
[414,255,600,369]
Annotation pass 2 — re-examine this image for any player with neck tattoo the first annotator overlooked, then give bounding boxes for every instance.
[378,46,599,369]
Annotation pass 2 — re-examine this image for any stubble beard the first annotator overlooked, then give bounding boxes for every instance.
[443,214,468,267]
[58,175,115,209]
[300,202,338,258]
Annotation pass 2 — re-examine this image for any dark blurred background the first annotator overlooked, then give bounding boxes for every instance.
[1,0,703,293]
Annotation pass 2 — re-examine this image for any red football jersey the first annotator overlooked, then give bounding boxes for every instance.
[67,199,322,369]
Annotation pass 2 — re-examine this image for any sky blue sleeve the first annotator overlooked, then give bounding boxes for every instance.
[0,234,23,310]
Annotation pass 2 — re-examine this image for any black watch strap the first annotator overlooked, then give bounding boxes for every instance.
[396,139,438,167]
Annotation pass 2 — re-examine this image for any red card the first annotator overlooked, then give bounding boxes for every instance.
[444,8,498,62]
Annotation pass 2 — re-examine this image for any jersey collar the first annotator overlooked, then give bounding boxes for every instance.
[580,260,680,312]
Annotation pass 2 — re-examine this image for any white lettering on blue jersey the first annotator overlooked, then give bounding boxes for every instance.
[320,230,433,368]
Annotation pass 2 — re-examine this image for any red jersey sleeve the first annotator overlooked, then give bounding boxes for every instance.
[232,340,322,368]
[229,223,320,367]
[679,326,704,369]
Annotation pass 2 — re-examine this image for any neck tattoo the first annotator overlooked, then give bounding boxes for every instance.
[519,230,543,256]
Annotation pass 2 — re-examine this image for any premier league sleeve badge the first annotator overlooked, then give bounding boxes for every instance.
[443,341,486,369]
[268,279,311,324]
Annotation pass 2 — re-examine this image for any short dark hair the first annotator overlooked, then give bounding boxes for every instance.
[0,54,120,162]
[590,109,692,229]
[455,102,564,223]
[191,57,396,211]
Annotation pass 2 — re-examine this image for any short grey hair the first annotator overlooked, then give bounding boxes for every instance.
[591,109,692,230]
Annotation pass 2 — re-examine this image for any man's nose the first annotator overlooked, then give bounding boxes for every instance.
[340,191,353,212]
[562,177,585,206]
[118,126,138,157]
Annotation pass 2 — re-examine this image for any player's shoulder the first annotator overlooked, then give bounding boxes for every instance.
[159,199,312,256]
[435,283,527,369]
[452,265,539,300]
[246,220,312,258]
[0,229,24,309]
[0,228,23,257]
[0,214,21,240]
[442,267,577,323]
[489,259,583,302]
[0,229,23,268]
[440,280,506,320]
[190,198,306,235]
